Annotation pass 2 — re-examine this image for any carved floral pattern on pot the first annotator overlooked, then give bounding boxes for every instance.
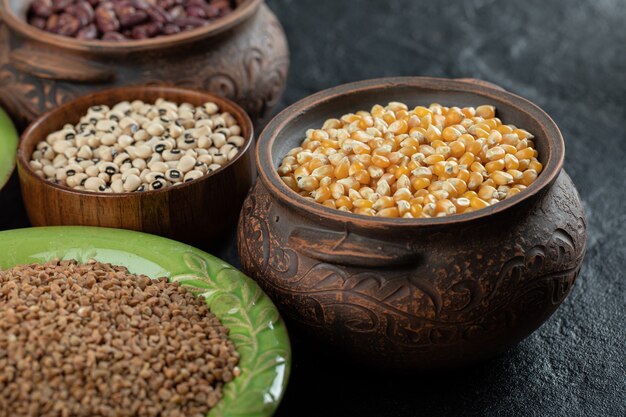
[238,172,587,368]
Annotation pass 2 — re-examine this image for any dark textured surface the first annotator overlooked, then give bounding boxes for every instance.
[1,0,625,416]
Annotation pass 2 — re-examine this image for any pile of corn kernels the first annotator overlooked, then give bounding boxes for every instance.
[30,99,244,193]
[277,102,542,218]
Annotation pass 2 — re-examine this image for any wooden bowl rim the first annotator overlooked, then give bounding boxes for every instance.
[256,76,565,228]
[17,85,254,199]
[0,0,262,54]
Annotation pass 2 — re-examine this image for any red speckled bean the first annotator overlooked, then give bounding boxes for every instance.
[56,12,81,36]
[95,3,120,33]
[76,23,99,39]
[31,0,54,18]
[66,2,95,26]
[28,0,235,40]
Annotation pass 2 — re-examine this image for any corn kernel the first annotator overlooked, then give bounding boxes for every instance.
[279,101,539,218]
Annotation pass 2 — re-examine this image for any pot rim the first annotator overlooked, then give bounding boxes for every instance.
[0,0,262,54]
[17,84,254,198]
[256,76,565,228]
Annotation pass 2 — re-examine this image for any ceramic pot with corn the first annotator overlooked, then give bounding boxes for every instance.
[237,77,587,371]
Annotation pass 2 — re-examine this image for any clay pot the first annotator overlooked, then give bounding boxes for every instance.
[0,0,288,129]
[17,85,255,250]
[237,77,588,371]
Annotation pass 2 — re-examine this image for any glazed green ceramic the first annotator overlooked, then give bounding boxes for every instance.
[0,107,18,190]
[0,226,291,417]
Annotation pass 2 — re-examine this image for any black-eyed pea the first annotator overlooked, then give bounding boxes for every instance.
[196,148,209,156]
[194,162,208,174]
[78,160,94,170]
[223,113,237,127]
[87,136,101,148]
[121,168,141,181]
[220,144,235,155]
[212,153,227,165]
[98,172,110,183]
[148,161,168,173]
[43,147,55,160]
[229,125,242,136]
[97,147,114,162]
[118,134,134,148]
[85,165,99,177]
[52,140,71,154]
[135,144,152,159]
[207,163,222,173]
[110,178,124,193]
[66,173,87,188]
[176,155,196,173]
[119,163,134,174]
[36,141,49,151]
[198,136,212,149]
[99,162,118,176]
[195,118,212,128]
[227,136,245,147]
[113,153,131,167]
[162,149,183,162]
[132,159,146,170]
[177,136,196,150]
[53,154,68,168]
[84,177,106,192]
[184,170,203,182]
[227,148,239,161]
[152,141,171,154]
[32,150,44,160]
[204,102,219,115]
[29,160,43,171]
[147,155,162,166]
[165,161,177,169]
[197,125,213,138]
[134,129,149,142]
[198,154,213,165]
[64,164,84,177]
[75,134,89,148]
[215,128,231,139]
[123,174,141,192]
[96,120,116,132]
[146,123,165,136]
[77,145,93,159]
[35,170,44,177]
[208,147,219,156]
[210,133,226,148]
[100,133,117,146]
[169,123,183,138]
[149,179,167,191]
[60,129,76,141]
[178,118,195,129]
[63,146,78,159]
[165,169,183,182]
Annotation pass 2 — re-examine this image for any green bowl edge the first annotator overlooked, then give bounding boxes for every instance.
[0,226,291,417]
[0,107,18,190]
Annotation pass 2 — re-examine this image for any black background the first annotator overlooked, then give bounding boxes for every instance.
[2,0,625,416]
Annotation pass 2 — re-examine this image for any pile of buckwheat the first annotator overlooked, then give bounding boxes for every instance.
[278,102,542,218]
[29,98,245,193]
[0,260,239,417]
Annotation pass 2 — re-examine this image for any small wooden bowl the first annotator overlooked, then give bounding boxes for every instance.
[17,85,255,249]
[238,77,588,370]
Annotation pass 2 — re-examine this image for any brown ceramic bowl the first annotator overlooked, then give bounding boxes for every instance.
[0,0,289,128]
[237,77,587,371]
[17,85,255,249]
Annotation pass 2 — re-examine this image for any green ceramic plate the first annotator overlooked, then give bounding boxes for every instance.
[0,107,19,190]
[0,226,291,417]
